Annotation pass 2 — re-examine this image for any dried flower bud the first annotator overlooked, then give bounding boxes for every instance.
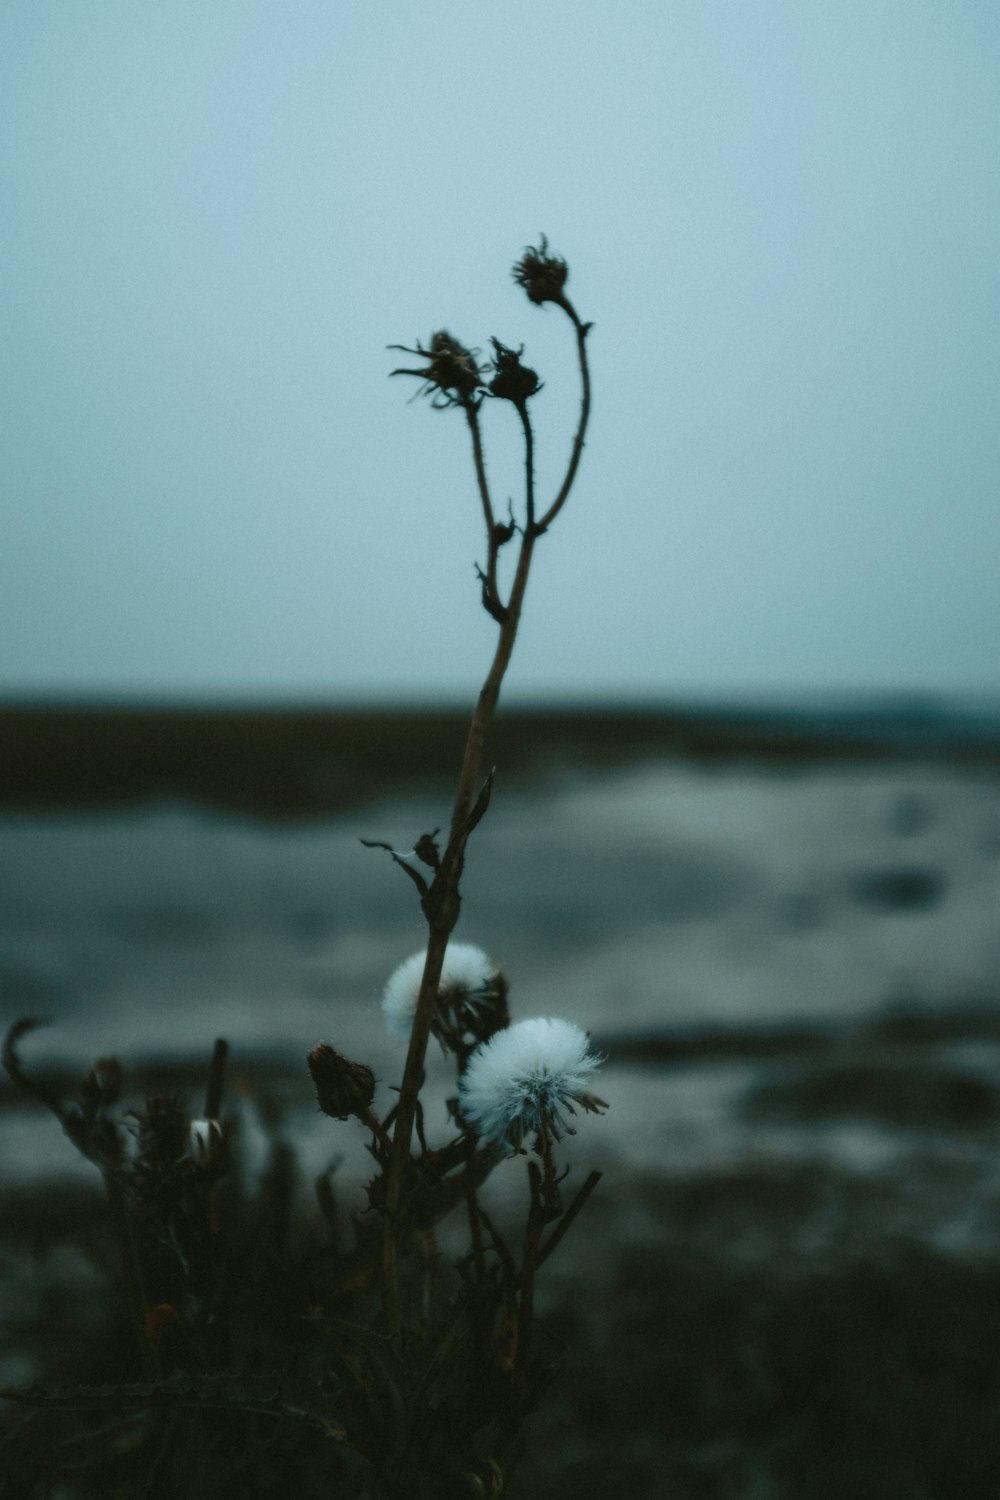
[308,1043,376,1121]
[488,339,541,407]
[511,235,569,306]
[413,830,441,870]
[388,330,484,407]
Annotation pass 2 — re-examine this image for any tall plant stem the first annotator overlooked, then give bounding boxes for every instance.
[382,519,537,1347]
[499,1141,559,1462]
[465,403,495,537]
[381,398,537,1346]
[381,294,587,1347]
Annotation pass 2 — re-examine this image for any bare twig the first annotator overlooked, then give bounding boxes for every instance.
[536,1169,603,1270]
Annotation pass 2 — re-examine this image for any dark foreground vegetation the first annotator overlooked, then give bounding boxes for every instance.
[5,1009,1000,1498]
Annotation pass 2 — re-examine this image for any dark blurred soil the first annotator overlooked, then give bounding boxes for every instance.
[523,1228,1000,1500]
[517,1025,1000,1497]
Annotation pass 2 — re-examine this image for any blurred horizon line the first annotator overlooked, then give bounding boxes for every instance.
[1,693,998,823]
[2,685,1000,718]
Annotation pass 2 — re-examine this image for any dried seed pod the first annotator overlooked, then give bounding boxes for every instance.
[488,338,541,406]
[511,234,569,306]
[308,1043,376,1121]
[388,330,484,407]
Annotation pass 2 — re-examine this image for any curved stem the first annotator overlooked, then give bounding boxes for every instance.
[381,287,591,1348]
[534,297,591,536]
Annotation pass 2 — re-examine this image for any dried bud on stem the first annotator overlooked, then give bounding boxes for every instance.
[488,338,541,407]
[511,234,570,307]
[308,1043,376,1121]
[388,330,483,408]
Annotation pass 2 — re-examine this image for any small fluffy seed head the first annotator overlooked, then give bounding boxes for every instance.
[459,1017,606,1150]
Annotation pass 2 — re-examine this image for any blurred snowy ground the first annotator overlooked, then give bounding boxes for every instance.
[2,757,999,1190]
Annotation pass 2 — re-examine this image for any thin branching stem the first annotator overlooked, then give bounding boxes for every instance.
[382,456,540,1348]
[537,1169,602,1270]
[382,920,448,1343]
[518,402,535,533]
[467,400,514,622]
[533,297,591,536]
[511,1140,560,1407]
[359,1106,394,1155]
[381,271,590,1353]
[382,533,537,1342]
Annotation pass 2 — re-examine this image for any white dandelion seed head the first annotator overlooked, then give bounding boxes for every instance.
[458,1017,606,1149]
[381,942,499,1039]
[437,942,499,999]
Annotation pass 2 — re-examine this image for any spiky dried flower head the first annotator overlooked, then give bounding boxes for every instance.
[388,330,484,408]
[487,338,542,407]
[459,1017,606,1150]
[382,942,508,1051]
[308,1044,376,1121]
[511,235,569,306]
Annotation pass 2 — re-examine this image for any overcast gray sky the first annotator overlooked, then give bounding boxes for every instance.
[2,1,998,704]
